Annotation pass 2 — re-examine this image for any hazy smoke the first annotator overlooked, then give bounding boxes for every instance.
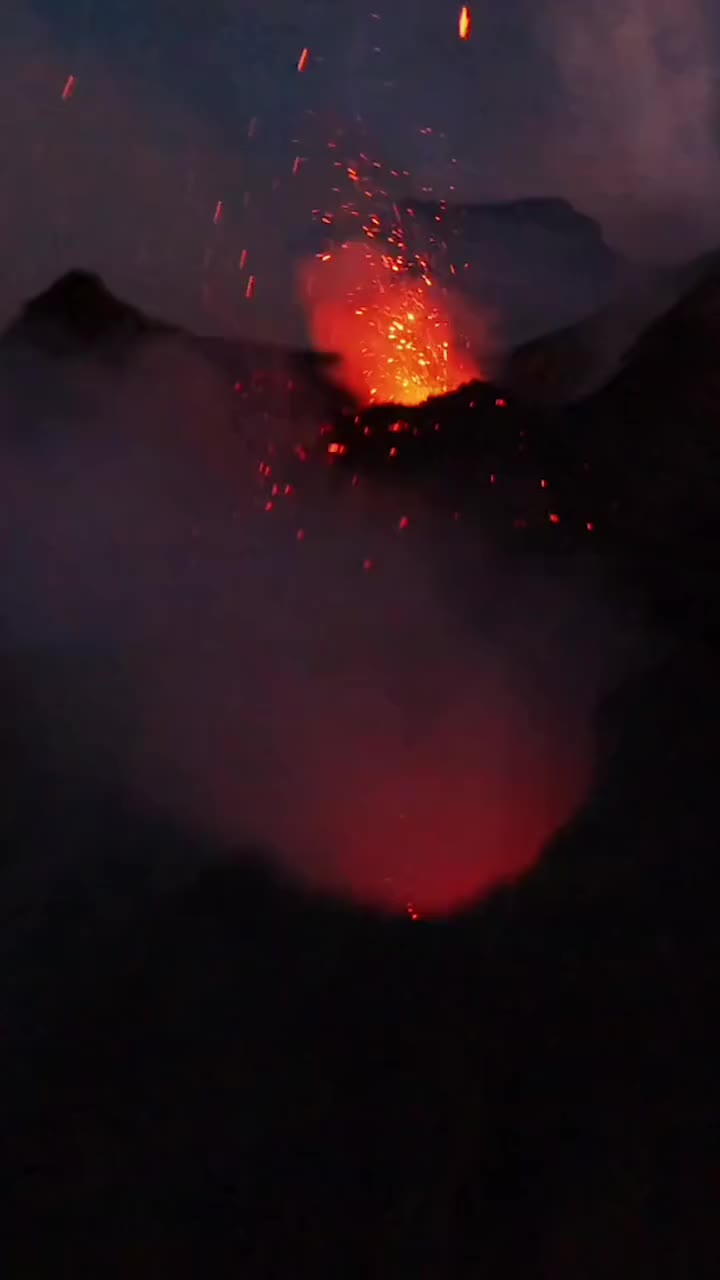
[0,340,639,914]
[536,0,720,258]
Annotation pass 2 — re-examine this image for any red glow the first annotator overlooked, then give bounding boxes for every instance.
[301,241,481,406]
[61,74,77,101]
[314,734,591,918]
[297,47,310,73]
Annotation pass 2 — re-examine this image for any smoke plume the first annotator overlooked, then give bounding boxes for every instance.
[0,339,639,914]
[535,0,720,258]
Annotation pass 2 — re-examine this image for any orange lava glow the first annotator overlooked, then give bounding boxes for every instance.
[301,241,481,407]
[459,5,472,41]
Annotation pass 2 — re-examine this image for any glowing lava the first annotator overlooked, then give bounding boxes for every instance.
[301,241,481,407]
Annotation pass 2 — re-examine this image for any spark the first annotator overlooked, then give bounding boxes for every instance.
[297,47,310,72]
[213,200,224,225]
[61,74,76,101]
[245,275,256,300]
[459,6,472,41]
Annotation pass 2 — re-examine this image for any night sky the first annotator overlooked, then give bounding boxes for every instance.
[4,1,720,340]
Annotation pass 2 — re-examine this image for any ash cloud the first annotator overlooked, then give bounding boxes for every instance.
[0,335,639,914]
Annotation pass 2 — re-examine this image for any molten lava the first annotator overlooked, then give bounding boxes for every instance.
[301,241,481,407]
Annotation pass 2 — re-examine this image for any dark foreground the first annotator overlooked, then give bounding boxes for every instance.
[3,640,719,1278]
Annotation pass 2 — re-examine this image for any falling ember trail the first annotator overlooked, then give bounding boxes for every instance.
[297,47,310,72]
[459,6,472,40]
[61,74,76,101]
[301,242,480,407]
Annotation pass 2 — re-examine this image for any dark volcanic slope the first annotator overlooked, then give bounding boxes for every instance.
[507,247,720,406]
[506,270,675,404]
[563,258,720,630]
[1,269,178,354]
[1,269,349,418]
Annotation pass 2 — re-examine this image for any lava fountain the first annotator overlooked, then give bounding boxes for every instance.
[300,240,482,406]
